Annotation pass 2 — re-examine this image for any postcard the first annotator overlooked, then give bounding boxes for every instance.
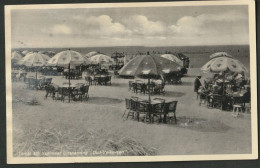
[5,0,257,164]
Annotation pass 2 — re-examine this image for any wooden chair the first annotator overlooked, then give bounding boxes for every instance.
[199,91,209,106]
[19,72,27,82]
[114,70,119,78]
[164,101,178,123]
[85,76,93,85]
[136,83,146,94]
[153,83,165,95]
[145,82,155,94]
[129,81,134,91]
[136,101,151,122]
[94,76,101,85]
[30,78,41,90]
[209,94,223,110]
[44,83,57,100]
[152,102,165,123]
[73,84,89,102]
[56,87,64,101]
[123,98,133,118]
[60,88,71,102]
[106,76,112,85]
[38,78,53,90]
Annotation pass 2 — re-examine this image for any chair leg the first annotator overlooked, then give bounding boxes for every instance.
[126,110,130,119]
[122,109,127,118]
[136,112,140,121]
[174,113,177,124]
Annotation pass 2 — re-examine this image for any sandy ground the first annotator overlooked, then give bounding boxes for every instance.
[11,68,251,156]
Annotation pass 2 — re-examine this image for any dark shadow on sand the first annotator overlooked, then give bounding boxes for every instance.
[164,91,186,97]
[86,97,123,105]
[110,82,128,87]
[185,74,197,78]
[180,81,193,86]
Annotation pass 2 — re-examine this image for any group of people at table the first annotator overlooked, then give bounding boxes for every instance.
[194,72,250,112]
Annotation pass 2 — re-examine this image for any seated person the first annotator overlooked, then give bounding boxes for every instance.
[212,85,219,94]
[82,71,89,79]
[217,85,224,95]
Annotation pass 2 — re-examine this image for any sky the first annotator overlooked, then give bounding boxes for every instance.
[11,5,249,48]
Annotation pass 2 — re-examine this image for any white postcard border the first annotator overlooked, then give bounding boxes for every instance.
[5,0,258,164]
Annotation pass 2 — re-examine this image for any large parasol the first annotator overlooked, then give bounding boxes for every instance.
[85,51,99,58]
[89,54,114,64]
[119,54,181,103]
[38,51,56,57]
[48,50,86,67]
[201,53,248,109]
[22,50,30,56]
[17,52,50,67]
[209,52,232,60]
[160,54,183,66]
[11,51,23,64]
[48,50,87,102]
[201,55,248,74]
[17,52,50,90]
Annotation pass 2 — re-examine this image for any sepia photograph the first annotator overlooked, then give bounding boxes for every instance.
[5,0,257,164]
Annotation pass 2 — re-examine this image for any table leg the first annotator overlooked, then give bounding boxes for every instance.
[163,114,167,123]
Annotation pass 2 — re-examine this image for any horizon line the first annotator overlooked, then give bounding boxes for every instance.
[12,44,249,49]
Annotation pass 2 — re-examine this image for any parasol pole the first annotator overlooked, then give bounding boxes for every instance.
[36,67,38,91]
[68,63,71,103]
[148,78,151,104]
[221,70,226,110]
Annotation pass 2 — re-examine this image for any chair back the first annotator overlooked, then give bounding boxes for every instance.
[165,101,178,114]
[132,82,137,90]
[152,103,165,114]
[107,76,111,82]
[212,94,222,102]
[45,83,57,93]
[136,101,150,113]
[125,98,132,109]
[130,98,138,111]
[62,88,70,96]
[114,70,119,75]
[57,87,63,94]
[81,85,89,93]
[129,81,133,87]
